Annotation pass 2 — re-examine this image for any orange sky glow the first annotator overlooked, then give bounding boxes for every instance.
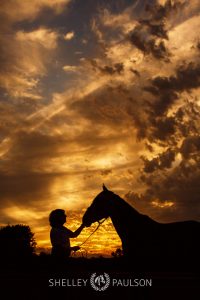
[0,0,200,256]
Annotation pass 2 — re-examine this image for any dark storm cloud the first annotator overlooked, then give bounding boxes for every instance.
[150,116,176,142]
[125,163,200,222]
[129,0,191,61]
[129,0,181,60]
[139,19,168,39]
[142,148,176,173]
[90,59,124,75]
[124,91,178,143]
[180,136,200,159]
[140,99,200,155]
[134,99,200,221]
[127,62,200,144]
[101,63,124,75]
[143,157,200,220]
[150,63,200,93]
[145,0,186,21]
[144,62,200,116]
[126,123,200,222]
[130,27,170,60]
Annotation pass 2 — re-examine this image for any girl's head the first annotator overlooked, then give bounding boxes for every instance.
[49,209,66,227]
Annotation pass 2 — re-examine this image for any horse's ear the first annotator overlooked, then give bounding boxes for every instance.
[102,183,109,192]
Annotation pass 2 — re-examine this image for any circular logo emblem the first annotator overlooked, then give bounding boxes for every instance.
[90,273,110,291]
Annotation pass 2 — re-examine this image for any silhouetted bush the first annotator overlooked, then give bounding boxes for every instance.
[0,224,36,259]
[111,248,123,258]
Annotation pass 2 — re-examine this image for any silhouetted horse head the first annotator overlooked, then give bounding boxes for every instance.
[82,184,111,227]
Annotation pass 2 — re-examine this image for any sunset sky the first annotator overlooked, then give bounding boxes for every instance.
[0,0,200,256]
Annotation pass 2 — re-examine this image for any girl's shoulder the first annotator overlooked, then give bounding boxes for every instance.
[62,226,72,234]
[51,226,71,234]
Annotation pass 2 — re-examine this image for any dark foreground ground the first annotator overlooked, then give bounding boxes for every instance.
[0,255,199,300]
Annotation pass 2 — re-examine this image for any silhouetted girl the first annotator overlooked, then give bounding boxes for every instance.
[49,209,85,259]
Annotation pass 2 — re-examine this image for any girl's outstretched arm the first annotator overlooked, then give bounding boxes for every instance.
[69,223,85,238]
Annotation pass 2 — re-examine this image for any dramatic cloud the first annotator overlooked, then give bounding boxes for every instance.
[0,0,200,255]
[142,148,176,173]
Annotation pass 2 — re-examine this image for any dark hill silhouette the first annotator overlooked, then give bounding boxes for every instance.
[83,185,200,267]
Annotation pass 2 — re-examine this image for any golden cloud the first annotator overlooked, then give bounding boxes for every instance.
[63,65,79,72]
[64,31,75,41]
[0,0,71,22]
[16,28,59,49]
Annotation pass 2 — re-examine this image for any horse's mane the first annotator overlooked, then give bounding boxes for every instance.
[110,191,143,218]
[110,191,157,225]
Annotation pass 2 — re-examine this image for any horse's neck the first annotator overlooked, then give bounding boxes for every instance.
[109,194,142,240]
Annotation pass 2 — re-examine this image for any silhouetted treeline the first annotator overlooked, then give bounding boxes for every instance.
[0,224,36,260]
[111,248,123,258]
